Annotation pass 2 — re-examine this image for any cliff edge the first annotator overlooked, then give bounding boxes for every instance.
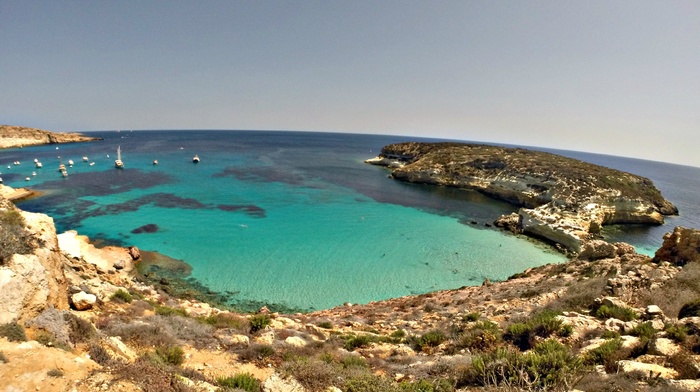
[366,142,678,253]
[0,125,102,149]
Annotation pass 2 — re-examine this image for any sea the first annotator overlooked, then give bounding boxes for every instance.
[2,131,699,312]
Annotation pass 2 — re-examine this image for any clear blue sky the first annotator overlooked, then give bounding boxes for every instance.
[1,1,698,167]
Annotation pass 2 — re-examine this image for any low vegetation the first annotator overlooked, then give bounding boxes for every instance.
[0,206,35,264]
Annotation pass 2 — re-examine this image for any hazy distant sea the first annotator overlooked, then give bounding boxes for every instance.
[3,131,698,311]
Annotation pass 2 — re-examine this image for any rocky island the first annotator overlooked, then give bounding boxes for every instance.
[366,142,678,253]
[0,125,102,149]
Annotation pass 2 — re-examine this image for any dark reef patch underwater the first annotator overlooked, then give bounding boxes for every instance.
[6,130,700,312]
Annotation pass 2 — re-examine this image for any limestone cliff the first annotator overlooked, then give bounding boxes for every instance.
[366,142,678,252]
[0,124,102,149]
[0,198,68,324]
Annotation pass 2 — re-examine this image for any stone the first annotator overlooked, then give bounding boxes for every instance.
[113,260,125,270]
[71,291,97,311]
[578,240,617,261]
[617,360,678,379]
[648,337,681,356]
[128,246,140,260]
[646,305,663,317]
[262,373,305,392]
[284,336,307,347]
[653,227,700,266]
[105,336,138,362]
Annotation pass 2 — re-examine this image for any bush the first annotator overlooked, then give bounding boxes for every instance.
[583,338,623,365]
[503,310,565,351]
[47,368,64,378]
[455,321,502,352]
[110,289,133,303]
[668,350,700,379]
[153,304,188,317]
[35,330,71,351]
[0,351,7,363]
[282,357,338,391]
[665,323,689,343]
[217,372,260,392]
[88,343,114,366]
[629,322,656,340]
[463,312,480,322]
[340,354,368,369]
[317,321,333,329]
[344,373,400,392]
[115,355,193,392]
[199,312,248,331]
[249,314,271,333]
[469,343,582,390]
[0,207,34,264]
[0,322,27,342]
[594,304,638,321]
[154,344,185,366]
[399,379,454,392]
[415,330,447,352]
[65,313,96,344]
[344,334,372,351]
[678,298,700,319]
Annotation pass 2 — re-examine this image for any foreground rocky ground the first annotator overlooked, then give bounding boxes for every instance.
[2,190,700,391]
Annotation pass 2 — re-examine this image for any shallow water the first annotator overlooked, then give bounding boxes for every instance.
[5,131,696,311]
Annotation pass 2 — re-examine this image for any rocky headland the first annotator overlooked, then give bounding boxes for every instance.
[0,125,102,149]
[366,142,678,253]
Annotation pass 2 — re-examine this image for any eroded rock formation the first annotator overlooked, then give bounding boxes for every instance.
[367,142,677,252]
[653,226,700,266]
[0,125,102,149]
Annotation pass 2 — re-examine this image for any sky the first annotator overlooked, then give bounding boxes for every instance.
[1,1,698,167]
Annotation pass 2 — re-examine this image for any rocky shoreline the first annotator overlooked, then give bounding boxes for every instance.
[1,181,700,391]
[366,142,678,253]
[0,125,102,149]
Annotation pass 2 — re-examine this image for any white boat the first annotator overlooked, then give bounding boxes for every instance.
[35,162,42,168]
[153,160,159,165]
[192,155,200,163]
[89,162,95,166]
[115,146,124,168]
[25,177,30,181]
[58,164,66,172]
[83,156,89,162]
[61,170,68,177]
[32,172,36,176]
[68,159,74,166]
[0,177,3,183]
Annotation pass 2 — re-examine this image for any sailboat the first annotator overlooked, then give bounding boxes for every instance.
[115,146,124,169]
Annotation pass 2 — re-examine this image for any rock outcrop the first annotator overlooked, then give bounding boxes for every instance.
[653,226,700,266]
[0,125,101,149]
[366,142,677,253]
[0,201,68,324]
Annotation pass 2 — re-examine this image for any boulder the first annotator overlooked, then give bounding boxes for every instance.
[648,337,681,356]
[128,246,140,260]
[578,240,617,261]
[263,373,306,392]
[653,227,700,266]
[284,336,307,347]
[71,291,97,311]
[617,360,678,379]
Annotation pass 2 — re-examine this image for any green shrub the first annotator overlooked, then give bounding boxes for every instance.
[345,373,400,392]
[583,338,623,365]
[340,354,368,369]
[558,323,574,337]
[317,321,333,329]
[199,312,248,330]
[630,322,656,340]
[281,357,338,391]
[110,289,133,303]
[154,344,184,366]
[417,330,447,351]
[344,334,371,351]
[249,314,271,333]
[390,329,406,340]
[0,322,27,342]
[503,310,564,351]
[678,298,700,319]
[463,312,480,322]
[217,372,260,392]
[601,330,621,339]
[88,344,113,366]
[35,330,71,351]
[0,207,34,264]
[594,304,638,321]
[455,321,502,352]
[470,344,582,390]
[153,304,188,317]
[665,323,689,343]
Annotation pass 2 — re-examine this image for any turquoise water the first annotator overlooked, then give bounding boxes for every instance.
[11,130,696,311]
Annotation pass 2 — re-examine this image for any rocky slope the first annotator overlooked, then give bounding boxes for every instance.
[0,125,102,149]
[366,142,678,253]
[1,186,700,392]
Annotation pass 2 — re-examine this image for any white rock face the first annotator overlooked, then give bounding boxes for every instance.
[71,291,97,311]
[0,209,68,324]
[263,373,306,392]
[617,360,678,379]
[284,336,307,347]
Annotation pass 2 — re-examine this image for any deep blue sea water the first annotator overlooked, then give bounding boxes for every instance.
[2,131,698,311]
